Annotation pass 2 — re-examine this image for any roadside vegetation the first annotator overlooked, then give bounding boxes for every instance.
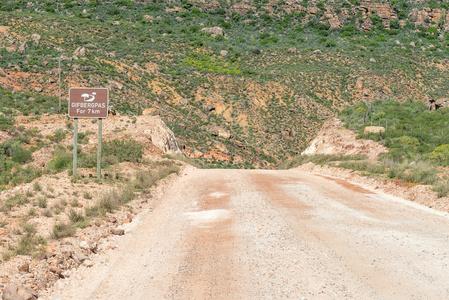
[0,153,183,262]
[283,100,449,197]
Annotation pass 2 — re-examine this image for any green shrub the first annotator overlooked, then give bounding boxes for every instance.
[0,116,14,131]
[33,181,42,191]
[90,189,136,216]
[12,149,32,164]
[280,154,368,169]
[430,144,449,166]
[3,222,44,260]
[68,209,90,228]
[132,165,180,190]
[47,149,72,172]
[433,182,449,198]
[37,197,47,208]
[102,140,143,163]
[4,193,28,210]
[53,222,76,239]
[48,129,68,143]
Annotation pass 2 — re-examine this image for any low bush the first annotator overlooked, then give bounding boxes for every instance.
[53,222,76,239]
[102,140,143,163]
[132,164,180,190]
[3,193,28,210]
[68,209,90,228]
[162,153,201,168]
[280,154,368,169]
[3,222,45,260]
[433,182,449,198]
[37,197,47,208]
[48,129,68,143]
[86,189,136,217]
[47,149,72,172]
[12,149,32,164]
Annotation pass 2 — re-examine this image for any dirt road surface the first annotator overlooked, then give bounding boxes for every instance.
[44,168,449,299]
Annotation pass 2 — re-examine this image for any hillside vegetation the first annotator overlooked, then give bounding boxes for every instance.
[1,0,449,167]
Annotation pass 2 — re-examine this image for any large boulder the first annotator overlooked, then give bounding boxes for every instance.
[201,27,224,37]
[2,283,37,300]
[31,34,41,45]
[364,126,385,134]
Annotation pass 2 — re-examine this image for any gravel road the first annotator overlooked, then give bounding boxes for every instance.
[44,168,449,299]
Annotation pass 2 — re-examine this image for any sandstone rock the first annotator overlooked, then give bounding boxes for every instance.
[61,270,70,278]
[328,16,342,30]
[18,264,29,273]
[232,139,245,149]
[370,58,376,63]
[214,141,227,152]
[31,34,41,45]
[220,50,228,56]
[231,3,254,15]
[111,228,125,236]
[35,253,47,261]
[360,1,395,21]
[48,266,61,275]
[142,108,160,116]
[17,42,26,54]
[308,6,319,15]
[176,138,186,150]
[108,80,123,90]
[356,77,364,90]
[82,9,87,14]
[106,217,117,223]
[179,98,189,106]
[75,252,89,263]
[6,45,17,53]
[218,128,232,139]
[204,104,215,112]
[361,18,373,31]
[2,283,37,300]
[142,116,181,154]
[206,126,219,136]
[79,240,97,252]
[287,47,297,54]
[82,260,93,268]
[143,15,153,21]
[74,47,86,56]
[410,42,415,47]
[201,26,224,37]
[364,126,385,134]
[34,87,43,93]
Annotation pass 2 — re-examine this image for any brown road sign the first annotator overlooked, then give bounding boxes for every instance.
[69,88,109,118]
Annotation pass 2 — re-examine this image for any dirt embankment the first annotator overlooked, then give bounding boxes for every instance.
[302,118,388,160]
[299,118,449,214]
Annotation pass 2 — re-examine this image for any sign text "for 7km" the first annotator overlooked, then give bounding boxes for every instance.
[68,88,109,119]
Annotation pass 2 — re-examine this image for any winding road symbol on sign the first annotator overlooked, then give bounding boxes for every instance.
[81,92,96,102]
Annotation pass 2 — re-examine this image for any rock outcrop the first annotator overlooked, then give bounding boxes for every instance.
[302,119,388,160]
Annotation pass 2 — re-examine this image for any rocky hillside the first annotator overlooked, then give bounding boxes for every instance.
[1,0,449,167]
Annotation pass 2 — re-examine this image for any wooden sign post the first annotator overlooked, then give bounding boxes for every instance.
[68,88,109,178]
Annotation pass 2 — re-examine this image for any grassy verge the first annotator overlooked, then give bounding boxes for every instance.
[279,153,368,169]
[283,154,448,197]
